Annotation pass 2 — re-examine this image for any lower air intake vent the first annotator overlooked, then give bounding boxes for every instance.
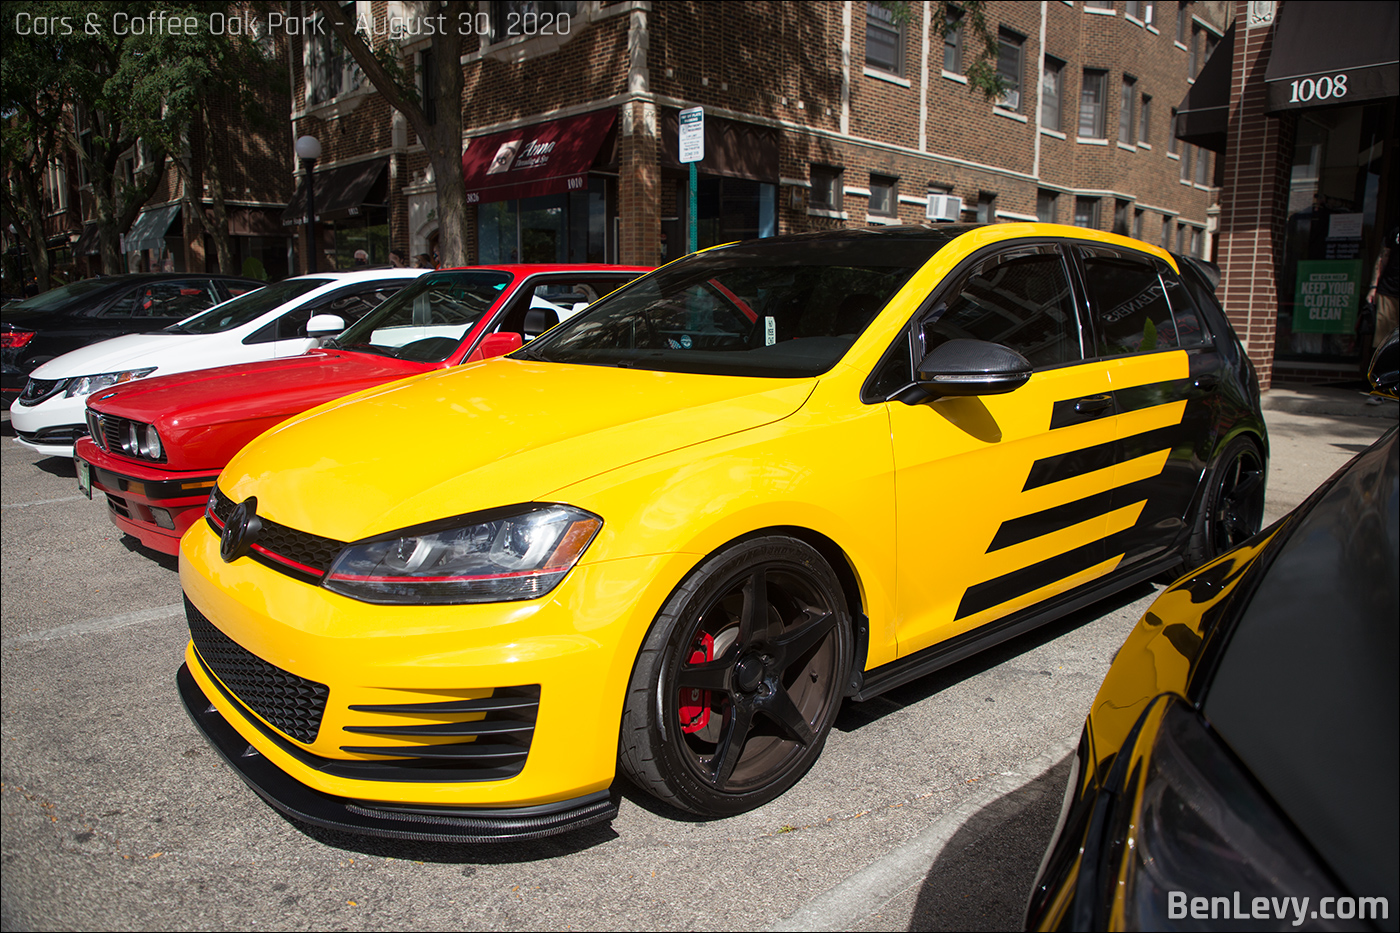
[185,596,328,744]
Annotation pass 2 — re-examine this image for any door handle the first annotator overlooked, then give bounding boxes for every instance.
[1074,395,1113,415]
[1194,373,1219,390]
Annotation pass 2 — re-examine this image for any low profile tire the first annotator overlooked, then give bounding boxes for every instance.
[619,536,851,816]
[1186,435,1266,569]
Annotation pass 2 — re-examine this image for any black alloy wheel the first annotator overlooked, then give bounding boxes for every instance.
[619,536,851,816]
[1189,435,1266,567]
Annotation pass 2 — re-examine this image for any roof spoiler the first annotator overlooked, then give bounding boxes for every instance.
[1173,253,1222,292]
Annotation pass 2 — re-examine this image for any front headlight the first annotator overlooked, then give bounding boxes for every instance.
[1106,699,1347,930]
[65,367,157,398]
[324,504,602,605]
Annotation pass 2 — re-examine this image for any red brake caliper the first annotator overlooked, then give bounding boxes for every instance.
[679,632,715,734]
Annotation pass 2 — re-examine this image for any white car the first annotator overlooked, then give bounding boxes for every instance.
[11,268,428,457]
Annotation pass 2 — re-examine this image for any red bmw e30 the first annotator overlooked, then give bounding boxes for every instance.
[75,265,649,554]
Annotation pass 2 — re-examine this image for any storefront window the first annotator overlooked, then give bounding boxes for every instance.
[476,176,608,264]
[1277,102,1391,365]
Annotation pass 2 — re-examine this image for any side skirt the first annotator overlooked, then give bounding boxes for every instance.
[848,554,1181,702]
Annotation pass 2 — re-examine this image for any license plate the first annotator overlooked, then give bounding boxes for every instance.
[76,457,92,499]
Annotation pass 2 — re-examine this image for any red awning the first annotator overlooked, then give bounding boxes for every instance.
[461,109,616,205]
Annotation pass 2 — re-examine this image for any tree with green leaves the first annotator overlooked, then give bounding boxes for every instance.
[2,8,78,292]
[313,0,471,267]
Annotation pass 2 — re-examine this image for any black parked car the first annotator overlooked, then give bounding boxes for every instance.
[1026,332,1399,931]
[1,274,261,406]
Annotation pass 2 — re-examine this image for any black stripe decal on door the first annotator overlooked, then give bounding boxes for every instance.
[987,477,1159,552]
[1023,424,1182,490]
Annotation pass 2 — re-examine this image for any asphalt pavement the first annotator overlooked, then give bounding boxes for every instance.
[1,384,1394,932]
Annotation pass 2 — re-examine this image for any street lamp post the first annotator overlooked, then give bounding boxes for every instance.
[295,135,322,274]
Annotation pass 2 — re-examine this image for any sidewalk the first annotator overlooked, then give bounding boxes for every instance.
[1264,381,1400,420]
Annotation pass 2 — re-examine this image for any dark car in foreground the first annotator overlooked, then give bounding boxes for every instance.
[2,273,261,406]
[1026,334,1399,931]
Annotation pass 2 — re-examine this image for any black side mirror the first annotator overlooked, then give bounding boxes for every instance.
[902,338,1033,402]
[1368,328,1399,400]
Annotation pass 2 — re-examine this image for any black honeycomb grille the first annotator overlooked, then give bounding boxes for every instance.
[185,596,328,744]
[208,486,347,579]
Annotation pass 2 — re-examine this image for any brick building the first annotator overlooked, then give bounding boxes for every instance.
[1182,1,1397,387]
[27,39,294,284]
[285,2,1234,330]
[289,1,1230,256]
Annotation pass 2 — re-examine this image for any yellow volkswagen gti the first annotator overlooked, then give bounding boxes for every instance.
[177,224,1268,842]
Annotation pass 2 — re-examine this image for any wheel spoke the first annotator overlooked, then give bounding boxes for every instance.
[758,686,816,746]
[738,569,769,646]
[710,701,755,787]
[773,608,835,671]
[677,653,733,692]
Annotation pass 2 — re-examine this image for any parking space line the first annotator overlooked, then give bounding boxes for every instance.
[2,495,88,509]
[3,603,184,647]
[770,737,1077,932]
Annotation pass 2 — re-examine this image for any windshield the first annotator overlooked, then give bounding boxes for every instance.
[6,278,116,313]
[170,278,321,334]
[518,235,950,377]
[330,270,514,362]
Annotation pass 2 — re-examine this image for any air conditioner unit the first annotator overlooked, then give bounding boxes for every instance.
[926,194,962,222]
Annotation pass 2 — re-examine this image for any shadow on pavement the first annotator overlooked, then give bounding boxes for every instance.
[906,752,1072,932]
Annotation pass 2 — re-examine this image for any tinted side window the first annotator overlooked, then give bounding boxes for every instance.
[920,249,1082,368]
[245,285,404,345]
[1158,263,1212,347]
[1080,250,1180,356]
[105,281,220,319]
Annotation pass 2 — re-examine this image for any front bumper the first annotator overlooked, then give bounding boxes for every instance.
[10,392,86,455]
[178,515,691,833]
[76,437,217,554]
[178,661,618,842]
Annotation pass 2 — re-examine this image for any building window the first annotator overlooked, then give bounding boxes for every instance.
[943,8,963,74]
[1133,208,1144,240]
[866,2,903,76]
[1189,24,1200,76]
[810,165,843,212]
[996,30,1024,111]
[1126,1,1155,24]
[1079,69,1107,138]
[45,159,69,214]
[1161,215,1171,247]
[1176,223,1188,253]
[1139,94,1152,145]
[305,0,363,107]
[1074,197,1100,229]
[1168,108,1180,155]
[977,192,997,223]
[869,174,898,218]
[1181,143,1193,181]
[1195,147,1210,185]
[489,1,579,45]
[1176,1,1188,44]
[1042,57,1064,131]
[1119,76,1136,144]
[1114,199,1131,235]
[1037,189,1059,223]
[1085,0,1114,9]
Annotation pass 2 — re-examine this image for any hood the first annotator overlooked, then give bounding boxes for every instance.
[31,332,196,378]
[220,357,816,542]
[89,350,427,472]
